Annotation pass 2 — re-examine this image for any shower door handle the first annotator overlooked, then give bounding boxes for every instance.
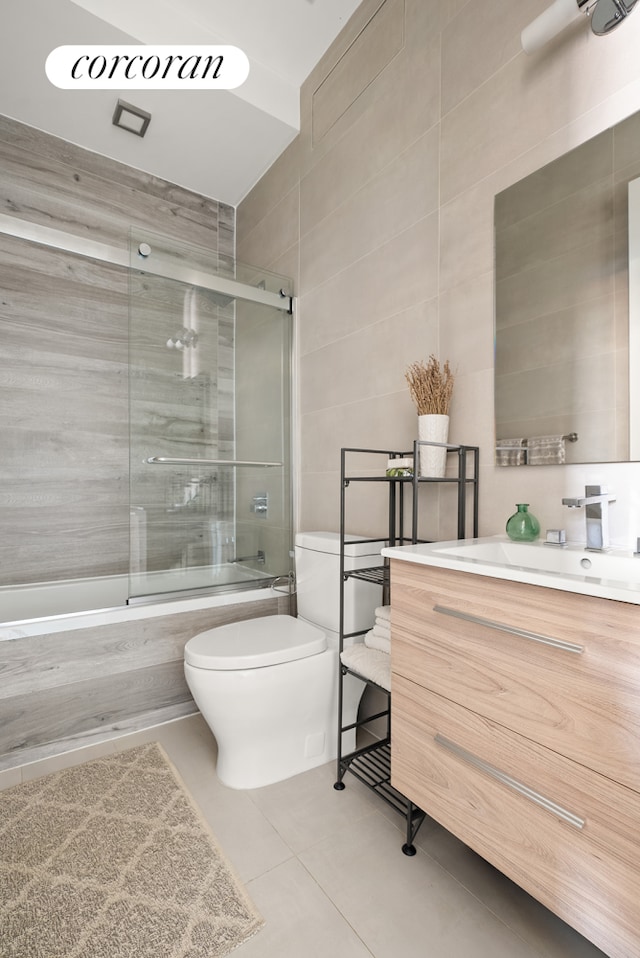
[146,456,283,467]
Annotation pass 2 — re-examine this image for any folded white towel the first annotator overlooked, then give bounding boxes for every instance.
[340,645,391,691]
[364,628,391,654]
[374,605,391,622]
[374,618,391,638]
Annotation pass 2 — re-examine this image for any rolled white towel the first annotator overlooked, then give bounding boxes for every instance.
[374,618,391,638]
[364,628,391,654]
[375,605,391,622]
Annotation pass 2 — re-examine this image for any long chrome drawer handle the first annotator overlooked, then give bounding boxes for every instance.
[434,734,585,830]
[433,605,584,654]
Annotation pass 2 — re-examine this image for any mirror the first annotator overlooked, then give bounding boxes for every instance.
[494,109,640,465]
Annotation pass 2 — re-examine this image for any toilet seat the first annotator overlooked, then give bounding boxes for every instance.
[184,614,327,671]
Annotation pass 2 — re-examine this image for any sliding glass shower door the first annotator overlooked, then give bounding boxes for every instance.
[128,228,293,602]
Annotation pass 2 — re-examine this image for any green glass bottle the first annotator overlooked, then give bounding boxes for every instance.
[505,503,540,542]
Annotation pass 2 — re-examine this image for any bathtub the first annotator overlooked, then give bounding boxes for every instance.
[0,564,290,767]
[0,562,274,636]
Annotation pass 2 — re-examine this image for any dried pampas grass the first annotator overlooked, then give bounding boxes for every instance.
[405,355,454,416]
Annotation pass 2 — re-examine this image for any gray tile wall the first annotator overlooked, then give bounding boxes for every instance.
[0,115,235,586]
[237,0,640,544]
[0,115,254,766]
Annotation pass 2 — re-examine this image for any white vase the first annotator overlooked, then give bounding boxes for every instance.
[417,414,449,477]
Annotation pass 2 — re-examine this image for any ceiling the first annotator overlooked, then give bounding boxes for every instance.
[0,0,364,206]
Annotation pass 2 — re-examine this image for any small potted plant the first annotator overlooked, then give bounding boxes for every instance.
[405,355,454,477]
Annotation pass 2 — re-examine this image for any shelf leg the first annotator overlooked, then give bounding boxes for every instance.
[402,802,426,855]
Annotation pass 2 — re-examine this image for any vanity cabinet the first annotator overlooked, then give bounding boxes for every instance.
[390,559,640,958]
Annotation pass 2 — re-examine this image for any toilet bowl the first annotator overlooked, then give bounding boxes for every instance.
[184,614,336,788]
[184,531,385,789]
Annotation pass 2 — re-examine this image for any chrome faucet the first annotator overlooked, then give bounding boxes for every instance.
[561,485,616,551]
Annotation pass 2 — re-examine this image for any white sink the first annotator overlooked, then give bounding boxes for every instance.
[381,536,640,603]
[434,539,640,580]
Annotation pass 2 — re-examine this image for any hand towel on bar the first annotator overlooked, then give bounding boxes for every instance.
[364,628,391,654]
[527,435,566,466]
[375,605,391,622]
[496,438,526,466]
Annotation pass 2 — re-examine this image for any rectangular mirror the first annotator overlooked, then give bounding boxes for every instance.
[494,109,640,465]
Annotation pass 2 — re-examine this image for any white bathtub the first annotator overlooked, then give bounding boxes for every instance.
[0,563,274,638]
[0,564,290,769]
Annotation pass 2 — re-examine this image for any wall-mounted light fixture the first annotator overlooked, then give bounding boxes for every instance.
[522,0,638,54]
[112,99,151,137]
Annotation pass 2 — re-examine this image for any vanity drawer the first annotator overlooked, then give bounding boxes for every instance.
[391,675,640,958]
[390,560,640,792]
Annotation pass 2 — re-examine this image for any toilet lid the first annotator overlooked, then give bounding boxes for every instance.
[184,614,327,670]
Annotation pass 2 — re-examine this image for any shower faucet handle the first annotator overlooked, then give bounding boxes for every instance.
[250,493,268,517]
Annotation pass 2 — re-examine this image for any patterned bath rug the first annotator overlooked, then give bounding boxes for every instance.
[0,742,263,958]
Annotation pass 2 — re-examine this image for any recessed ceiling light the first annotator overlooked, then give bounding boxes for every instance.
[112,99,151,137]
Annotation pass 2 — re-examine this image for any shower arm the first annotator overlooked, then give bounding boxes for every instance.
[146,456,283,467]
[522,0,637,52]
[564,0,632,16]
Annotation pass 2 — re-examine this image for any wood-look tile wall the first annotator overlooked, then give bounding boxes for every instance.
[0,115,280,764]
[0,114,235,586]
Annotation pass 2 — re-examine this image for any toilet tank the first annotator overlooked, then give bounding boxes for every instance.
[294,531,385,635]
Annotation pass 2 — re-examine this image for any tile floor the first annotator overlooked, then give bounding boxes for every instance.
[2,715,608,958]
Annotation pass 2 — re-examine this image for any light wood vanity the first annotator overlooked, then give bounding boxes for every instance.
[389,557,640,958]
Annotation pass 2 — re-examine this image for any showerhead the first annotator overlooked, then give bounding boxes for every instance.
[521,0,638,54]
[591,0,638,35]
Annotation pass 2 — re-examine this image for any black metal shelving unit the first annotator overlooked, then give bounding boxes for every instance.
[333,440,479,855]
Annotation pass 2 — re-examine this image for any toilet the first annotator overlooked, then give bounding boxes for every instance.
[183,531,384,789]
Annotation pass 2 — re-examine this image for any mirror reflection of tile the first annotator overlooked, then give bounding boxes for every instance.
[494,110,640,466]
